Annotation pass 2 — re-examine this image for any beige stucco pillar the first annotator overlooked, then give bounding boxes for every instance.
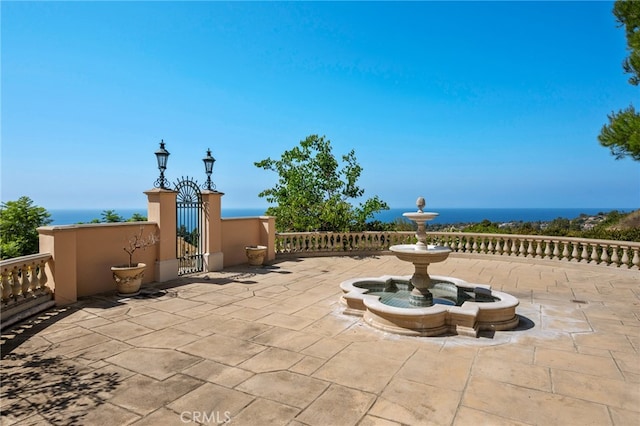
[38,226,78,305]
[202,190,224,271]
[145,188,178,282]
[259,216,277,261]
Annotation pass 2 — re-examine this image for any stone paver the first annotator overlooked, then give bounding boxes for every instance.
[2,255,639,425]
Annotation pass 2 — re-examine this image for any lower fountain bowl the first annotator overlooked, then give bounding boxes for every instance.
[389,244,452,264]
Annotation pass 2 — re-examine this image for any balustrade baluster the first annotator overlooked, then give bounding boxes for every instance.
[442,236,449,249]
[632,248,639,269]
[1,269,12,301]
[552,241,560,260]
[600,244,609,265]
[465,238,471,253]
[20,264,30,297]
[496,239,503,255]
[544,240,552,258]
[28,263,39,293]
[621,248,630,268]
[10,266,20,299]
[480,238,486,253]
[472,238,479,253]
[38,260,49,292]
[610,245,620,266]
[487,239,494,254]
[570,243,579,261]
[517,240,526,257]
[580,244,589,263]
[526,240,535,258]
[590,244,600,264]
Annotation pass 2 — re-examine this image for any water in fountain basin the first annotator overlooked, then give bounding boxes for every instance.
[353,279,498,308]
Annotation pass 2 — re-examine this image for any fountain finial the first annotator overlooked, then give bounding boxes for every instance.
[416,196,425,213]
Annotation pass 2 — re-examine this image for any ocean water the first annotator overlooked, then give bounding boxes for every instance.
[373,207,635,225]
[48,207,634,226]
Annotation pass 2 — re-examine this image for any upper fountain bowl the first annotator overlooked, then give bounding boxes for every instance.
[402,211,439,223]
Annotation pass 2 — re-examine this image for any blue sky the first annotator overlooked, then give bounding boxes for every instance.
[2,1,639,210]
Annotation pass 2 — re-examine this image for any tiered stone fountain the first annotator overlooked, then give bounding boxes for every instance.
[340,197,520,337]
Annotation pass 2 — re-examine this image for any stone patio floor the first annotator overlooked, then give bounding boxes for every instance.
[1,254,639,425]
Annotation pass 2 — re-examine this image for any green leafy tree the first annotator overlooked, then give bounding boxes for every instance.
[599,0,640,161]
[0,196,52,259]
[127,213,148,222]
[463,219,504,234]
[101,210,124,223]
[255,134,389,231]
[615,0,640,86]
[85,211,146,223]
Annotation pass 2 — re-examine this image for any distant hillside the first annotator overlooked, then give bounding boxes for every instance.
[608,209,640,230]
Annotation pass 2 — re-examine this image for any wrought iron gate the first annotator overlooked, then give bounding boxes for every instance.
[175,177,205,275]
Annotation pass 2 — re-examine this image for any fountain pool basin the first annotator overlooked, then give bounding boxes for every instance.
[340,275,520,337]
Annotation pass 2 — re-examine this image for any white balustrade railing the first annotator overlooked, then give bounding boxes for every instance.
[275,231,640,269]
[1,253,54,327]
[276,231,415,254]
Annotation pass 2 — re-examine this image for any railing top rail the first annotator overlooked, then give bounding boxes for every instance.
[276,231,413,235]
[0,252,53,269]
[425,231,640,247]
[275,231,640,247]
[38,221,158,232]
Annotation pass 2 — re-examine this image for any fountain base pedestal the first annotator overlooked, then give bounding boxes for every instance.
[408,262,434,306]
[409,288,433,306]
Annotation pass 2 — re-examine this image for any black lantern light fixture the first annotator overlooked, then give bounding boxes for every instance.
[202,148,216,191]
[154,140,170,189]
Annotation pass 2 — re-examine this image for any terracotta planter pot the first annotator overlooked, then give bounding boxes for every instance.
[111,263,146,296]
[245,246,267,266]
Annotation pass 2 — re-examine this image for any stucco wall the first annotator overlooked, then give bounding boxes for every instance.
[39,222,159,303]
[221,216,274,267]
